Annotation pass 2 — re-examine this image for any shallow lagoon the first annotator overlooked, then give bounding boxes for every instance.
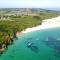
[0,27,60,60]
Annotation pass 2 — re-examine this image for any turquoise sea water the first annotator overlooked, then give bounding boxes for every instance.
[0,27,60,60]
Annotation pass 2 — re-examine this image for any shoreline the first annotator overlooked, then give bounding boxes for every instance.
[20,16,60,34]
[0,16,60,54]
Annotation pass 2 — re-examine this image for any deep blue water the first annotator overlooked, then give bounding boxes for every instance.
[0,27,60,60]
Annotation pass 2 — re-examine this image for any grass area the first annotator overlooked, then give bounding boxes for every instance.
[0,18,41,42]
[0,11,60,43]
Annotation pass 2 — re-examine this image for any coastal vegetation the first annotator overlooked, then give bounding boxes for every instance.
[0,8,60,53]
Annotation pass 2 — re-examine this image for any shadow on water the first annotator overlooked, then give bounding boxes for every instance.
[43,37,60,57]
[25,38,39,53]
[8,55,15,58]
[29,45,39,53]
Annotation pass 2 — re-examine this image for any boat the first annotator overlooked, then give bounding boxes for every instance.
[27,42,33,47]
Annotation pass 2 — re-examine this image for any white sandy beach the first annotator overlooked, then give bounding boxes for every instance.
[22,16,60,33]
[16,16,60,36]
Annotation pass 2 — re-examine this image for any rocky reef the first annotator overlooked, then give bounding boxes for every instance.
[43,37,60,57]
